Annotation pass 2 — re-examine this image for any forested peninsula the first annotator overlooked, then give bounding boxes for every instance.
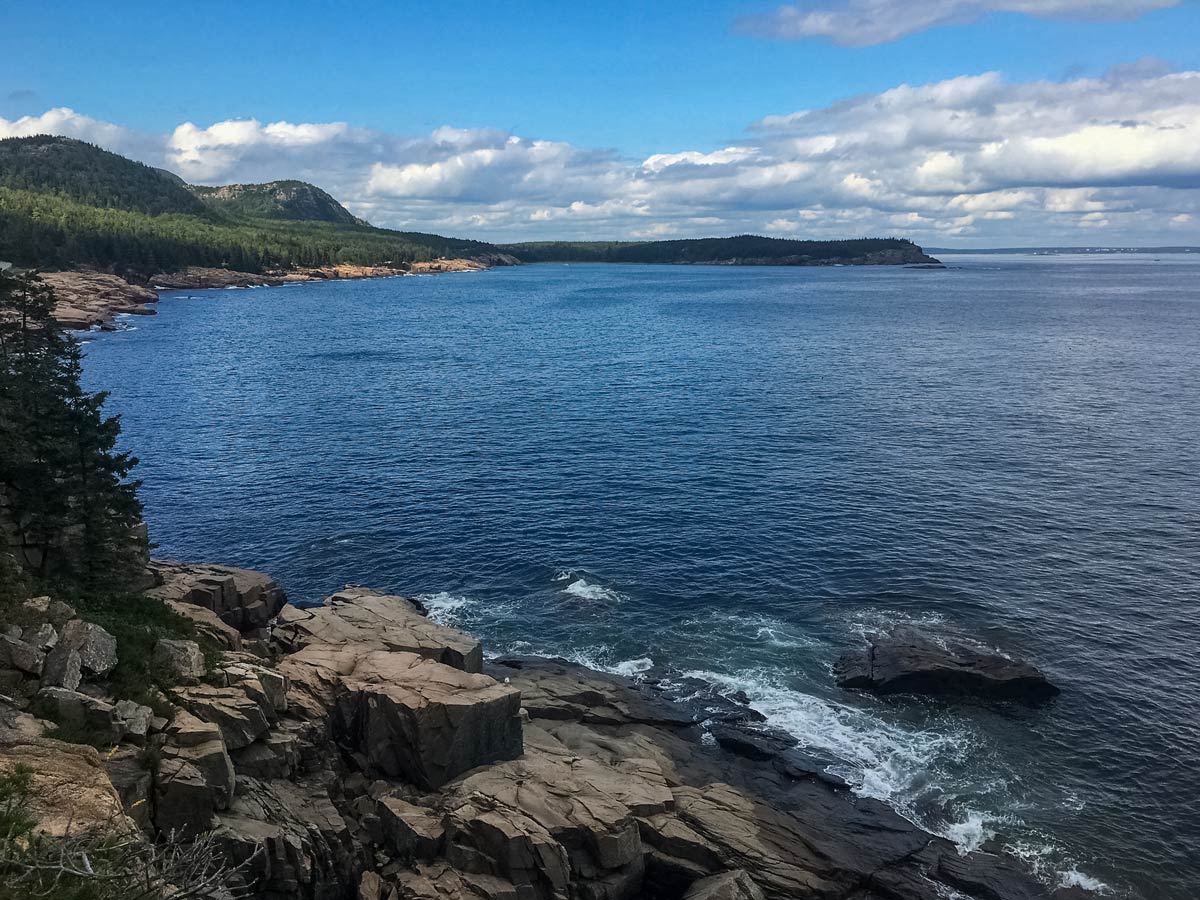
[501,235,941,266]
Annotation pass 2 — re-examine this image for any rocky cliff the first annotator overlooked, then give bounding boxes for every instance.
[0,563,1090,900]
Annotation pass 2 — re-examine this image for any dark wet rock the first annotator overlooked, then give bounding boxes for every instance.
[835,627,1059,701]
[104,747,153,830]
[684,869,766,900]
[214,775,359,900]
[708,723,796,761]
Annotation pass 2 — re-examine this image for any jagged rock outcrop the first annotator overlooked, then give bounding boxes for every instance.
[0,564,1092,900]
[215,776,360,900]
[58,619,119,676]
[835,627,1059,701]
[282,643,522,788]
[277,587,483,673]
[148,560,287,633]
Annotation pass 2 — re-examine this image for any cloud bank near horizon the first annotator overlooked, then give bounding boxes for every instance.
[3,63,1199,246]
[737,0,1180,47]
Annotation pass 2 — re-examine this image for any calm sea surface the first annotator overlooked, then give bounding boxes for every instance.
[81,256,1200,899]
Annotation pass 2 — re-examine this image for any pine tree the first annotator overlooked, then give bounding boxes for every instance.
[0,267,145,591]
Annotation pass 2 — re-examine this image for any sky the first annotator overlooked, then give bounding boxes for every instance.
[2,0,1199,246]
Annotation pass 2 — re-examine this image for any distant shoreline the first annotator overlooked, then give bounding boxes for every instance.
[929,246,1200,255]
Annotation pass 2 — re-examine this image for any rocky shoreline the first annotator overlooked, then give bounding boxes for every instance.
[42,255,520,330]
[0,563,1089,900]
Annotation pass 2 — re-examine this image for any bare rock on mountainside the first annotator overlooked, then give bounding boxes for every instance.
[835,626,1059,702]
[277,586,483,672]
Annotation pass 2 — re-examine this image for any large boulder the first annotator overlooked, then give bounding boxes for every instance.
[277,586,483,673]
[162,710,236,811]
[40,645,82,690]
[147,560,287,633]
[152,638,206,684]
[834,627,1059,701]
[22,596,77,627]
[281,644,522,789]
[378,796,445,861]
[0,634,44,676]
[35,686,125,743]
[175,683,272,750]
[0,735,129,835]
[57,620,118,677]
[153,756,216,837]
[438,743,668,900]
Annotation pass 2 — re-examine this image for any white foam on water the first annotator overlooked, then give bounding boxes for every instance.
[1059,868,1109,892]
[612,656,654,676]
[676,665,1009,853]
[416,591,475,627]
[943,810,997,853]
[562,578,625,603]
[1008,840,1110,896]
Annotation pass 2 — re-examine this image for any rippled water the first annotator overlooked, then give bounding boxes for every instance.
[81,257,1200,899]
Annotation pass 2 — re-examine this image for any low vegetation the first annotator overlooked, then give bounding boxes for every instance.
[0,763,247,900]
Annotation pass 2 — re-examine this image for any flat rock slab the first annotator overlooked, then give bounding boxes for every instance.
[278,586,483,673]
[835,627,1058,701]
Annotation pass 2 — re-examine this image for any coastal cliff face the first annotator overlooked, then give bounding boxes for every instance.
[0,565,1087,900]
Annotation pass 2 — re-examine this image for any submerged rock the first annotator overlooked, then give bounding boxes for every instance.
[835,627,1059,701]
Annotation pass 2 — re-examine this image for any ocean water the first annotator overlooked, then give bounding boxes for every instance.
[81,257,1200,899]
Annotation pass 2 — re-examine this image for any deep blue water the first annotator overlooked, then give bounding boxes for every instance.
[81,257,1200,899]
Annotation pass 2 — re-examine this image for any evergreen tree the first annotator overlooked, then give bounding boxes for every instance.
[0,268,145,591]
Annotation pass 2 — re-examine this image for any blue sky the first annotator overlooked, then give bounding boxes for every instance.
[3,1,1200,245]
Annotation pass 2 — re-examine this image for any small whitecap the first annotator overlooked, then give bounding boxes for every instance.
[563,578,625,603]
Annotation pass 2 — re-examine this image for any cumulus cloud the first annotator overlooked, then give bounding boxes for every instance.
[5,64,1200,244]
[0,107,154,159]
[737,0,1179,46]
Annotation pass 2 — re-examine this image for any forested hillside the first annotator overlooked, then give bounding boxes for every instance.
[0,136,502,276]
[502,235,937,265]
[0,135,205,216]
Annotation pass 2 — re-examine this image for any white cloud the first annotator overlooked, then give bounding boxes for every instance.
[738,0,1179,46]
[0,107,157,160]
[5,64,1200,245]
